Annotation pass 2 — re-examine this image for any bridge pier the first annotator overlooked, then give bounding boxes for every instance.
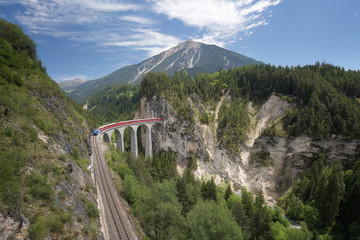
[130,125,139,158]
[115,128,125,152]
[144,124,153,159]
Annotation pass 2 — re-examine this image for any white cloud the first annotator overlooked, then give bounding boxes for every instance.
[103,28,181,57]
[152,0,281,44]
[15,0,141,28]
[5,0,176,57]
[72,0,140,12]
[119,15,155,25]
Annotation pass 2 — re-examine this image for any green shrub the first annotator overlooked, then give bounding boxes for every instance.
[200,111,210,124]
[33,116,54,135]
[271,222,308,240]
[115,164,133,179]
[0,76,7,85]
[0,65,12,83]
[58,154,66,162]
[47,215,63,233]
[12,73,23,86]
[28,214,64,239]
[251,148,273,167]
[26,173,53,200]
[28,219,48,240]
[85,201,99,219]
[187,152,198,170]
[72,148,80,160]
[123,174,144,205]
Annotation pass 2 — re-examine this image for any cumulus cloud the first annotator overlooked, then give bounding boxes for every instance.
[152,0,281,44]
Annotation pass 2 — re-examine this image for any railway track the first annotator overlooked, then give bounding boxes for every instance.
[91,136,138,240]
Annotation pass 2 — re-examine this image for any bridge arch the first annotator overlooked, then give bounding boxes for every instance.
[97,118,162,159]
[102,131,111,143]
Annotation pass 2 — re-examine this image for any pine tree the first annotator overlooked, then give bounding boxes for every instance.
[201,178,217,202]
[255,190,265,209]
[323,166,344,227]
[314,172,328,228]
[241,187,255,221]
[224,184,232,201]
[232,200,248,228]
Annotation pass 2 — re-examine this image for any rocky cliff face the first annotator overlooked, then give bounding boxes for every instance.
[140,94,359,203]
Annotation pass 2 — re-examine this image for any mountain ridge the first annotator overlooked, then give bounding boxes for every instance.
[67,40,263,102]
[57,77,86,90]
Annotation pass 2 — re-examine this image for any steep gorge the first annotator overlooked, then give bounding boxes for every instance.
[140,94,359,203]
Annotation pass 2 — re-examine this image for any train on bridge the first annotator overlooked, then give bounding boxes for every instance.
[92,118,163,136]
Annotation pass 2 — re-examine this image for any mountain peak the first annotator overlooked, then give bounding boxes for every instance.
[179,39,196,45]
[171,39,201,52]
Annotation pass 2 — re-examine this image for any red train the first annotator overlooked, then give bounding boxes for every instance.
[94,118,163,134]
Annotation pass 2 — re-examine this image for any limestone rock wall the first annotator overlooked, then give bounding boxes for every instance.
[140,94,359,203]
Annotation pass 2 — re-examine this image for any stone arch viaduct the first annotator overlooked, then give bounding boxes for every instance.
[97,118,163,158]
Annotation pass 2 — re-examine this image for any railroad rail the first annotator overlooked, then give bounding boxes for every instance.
[91,136,138,240]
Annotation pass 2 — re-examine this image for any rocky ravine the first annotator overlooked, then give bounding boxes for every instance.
[140,94,359,204]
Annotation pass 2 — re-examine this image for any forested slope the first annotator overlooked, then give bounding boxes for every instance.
[87,84,140,125]
[0,19,101,239]
[140,64,360,140]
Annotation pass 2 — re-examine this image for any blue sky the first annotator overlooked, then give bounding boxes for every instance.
[0,0,359,82]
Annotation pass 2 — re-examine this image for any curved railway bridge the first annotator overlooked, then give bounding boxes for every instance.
[97,118,163,158]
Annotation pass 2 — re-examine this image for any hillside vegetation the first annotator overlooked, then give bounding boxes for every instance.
[87,84,140,125]
[0,19,100,239]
